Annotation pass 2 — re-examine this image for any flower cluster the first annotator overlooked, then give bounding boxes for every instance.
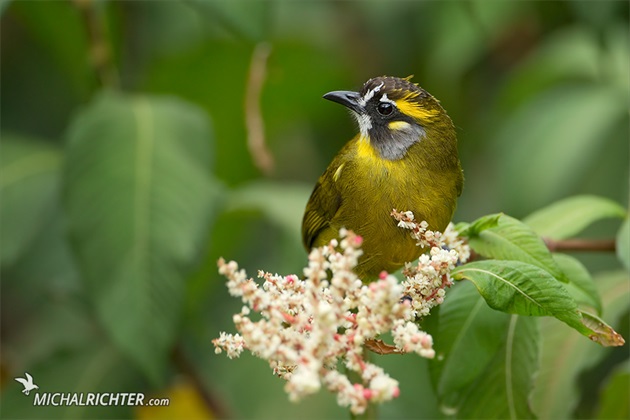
[391,209,470,317]
[213,212,470,415]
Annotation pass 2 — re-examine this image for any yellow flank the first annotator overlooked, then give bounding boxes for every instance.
[395,98,439,122]
[333,163,344,182]
[387,121,411,131]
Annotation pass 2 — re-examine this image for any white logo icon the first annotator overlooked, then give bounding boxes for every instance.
[15,372,39,396]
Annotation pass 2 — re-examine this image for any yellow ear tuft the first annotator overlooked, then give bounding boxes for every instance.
[395,98,440,122]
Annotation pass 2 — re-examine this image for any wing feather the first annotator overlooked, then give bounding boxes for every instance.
[301,168,342,249]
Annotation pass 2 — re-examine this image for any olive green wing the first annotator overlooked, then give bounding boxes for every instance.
[301,166,343,250]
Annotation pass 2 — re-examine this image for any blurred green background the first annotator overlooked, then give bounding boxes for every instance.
[1,0,628,419]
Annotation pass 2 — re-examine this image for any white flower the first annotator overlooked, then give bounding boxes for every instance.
[286,365,321,401]
[213,211,470,414]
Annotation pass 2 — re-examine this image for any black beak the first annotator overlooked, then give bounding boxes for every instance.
[323,90,363,113]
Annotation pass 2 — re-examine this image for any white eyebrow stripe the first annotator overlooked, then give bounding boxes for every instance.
[358,82,384,107]
[379,93,397,106]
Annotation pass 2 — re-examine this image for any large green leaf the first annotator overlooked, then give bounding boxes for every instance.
[452,260,577,318]
[467,214,567,282]
[523,195,626,240]
[531,270,629,419]
[456,315,539,419]
[0,135,61,266]
[452,260,622,345]
[427,282,509,408]
[63,91,223,382]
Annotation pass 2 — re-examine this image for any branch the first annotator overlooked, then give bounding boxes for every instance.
[244,42,274,175]
[544,238,616,253]
[73,0,119,89]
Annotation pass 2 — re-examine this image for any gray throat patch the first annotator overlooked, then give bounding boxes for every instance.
[371,123,425,161]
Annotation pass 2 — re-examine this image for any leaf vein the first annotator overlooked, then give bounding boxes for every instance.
[458,267,544,310]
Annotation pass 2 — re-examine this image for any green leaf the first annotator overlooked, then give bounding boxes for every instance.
[456,315,539,419]
[467,214,567,282]
[595,361,630,420]
[523,195,626,240]
[452,260,577,318]
[553,253,602,314]
[428,282,510,407]
[63,91,223,382]
[531,270,630,419]
[616,217,630,271]
[457,213,501,237]
[452,260,622,346]
[0,135,61,266]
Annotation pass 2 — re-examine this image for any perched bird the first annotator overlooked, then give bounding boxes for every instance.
[302,76,463,279]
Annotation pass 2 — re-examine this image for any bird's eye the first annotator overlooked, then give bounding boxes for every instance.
[377,102,394,116]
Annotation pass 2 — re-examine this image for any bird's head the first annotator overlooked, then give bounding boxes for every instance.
[323,76,454,160]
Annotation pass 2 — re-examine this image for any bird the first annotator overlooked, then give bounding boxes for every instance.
[15,372,39,395]
[302,76,463,279]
